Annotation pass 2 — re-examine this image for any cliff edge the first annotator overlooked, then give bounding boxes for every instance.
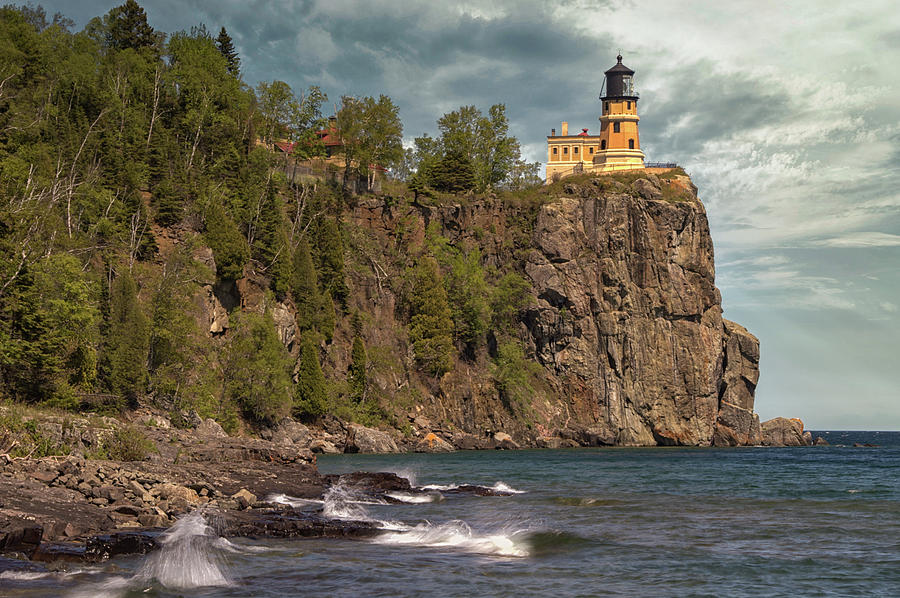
[303,171,765,448]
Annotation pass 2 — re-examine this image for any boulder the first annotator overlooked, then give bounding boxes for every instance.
[760,417,810,446]
[813,436,829,446]
[415,432,455,453]
[270,418,311,447]
[344,424,398,454]
[310,439,341,454]
[155,483,201,505]
[493,432,520,450]
[451,433,496,450]
[231,489,257,510]
[196,418,227,438]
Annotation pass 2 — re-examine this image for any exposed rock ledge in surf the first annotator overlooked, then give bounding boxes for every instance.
[0,438,518,566]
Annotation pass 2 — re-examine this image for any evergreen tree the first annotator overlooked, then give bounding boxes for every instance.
[105,270,150,406]
[205,200,249,281]
[222,311,293,425]
[349,335,367,403]
[430,150,477,193]
[404,258,454,376]
[104,0,158,52]
[292,237,320,332]
[151,179,182,226]
[315,218,348,306]
[319,290,336,343]
[295,335,328,419]
[215,26,240,75]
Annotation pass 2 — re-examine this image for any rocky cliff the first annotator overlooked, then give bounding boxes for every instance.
[249,171,764,448]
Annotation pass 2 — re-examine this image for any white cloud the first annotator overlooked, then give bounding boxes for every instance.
[813,232,900,248]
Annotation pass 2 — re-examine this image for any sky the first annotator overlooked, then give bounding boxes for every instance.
[41,0,900,430]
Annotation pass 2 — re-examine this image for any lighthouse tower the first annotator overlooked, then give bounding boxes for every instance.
[594,54,645,171]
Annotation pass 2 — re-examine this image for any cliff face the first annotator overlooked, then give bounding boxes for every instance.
[312,173,762,448]
[521,180,761,446]
[195,173,762,448]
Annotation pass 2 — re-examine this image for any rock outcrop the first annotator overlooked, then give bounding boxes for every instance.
[760,417,813,446]
[345,173,767,447]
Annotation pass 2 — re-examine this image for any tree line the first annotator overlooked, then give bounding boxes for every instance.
[0,1,543,430]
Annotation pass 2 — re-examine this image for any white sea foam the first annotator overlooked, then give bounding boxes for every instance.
[213,537,273,553]
[420,481,526,494]
[373,520,529,557]
[267,493,325,508]
[390,468,418,487]
[322,485,409,530]
[385,491,441,504]
[0,570,53,580]
[133,511,231,590]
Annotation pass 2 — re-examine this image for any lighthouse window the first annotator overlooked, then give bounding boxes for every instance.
[600,140,606,150]
[563,147,568,155]
[626,101,631,110]
[629,139,635,149]
[552,147,558,154]
[613,122,620,133]
[589,147,594,154]
[574,147,579,154]
[604,102,609,113]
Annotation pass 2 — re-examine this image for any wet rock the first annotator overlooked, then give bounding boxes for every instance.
[323,472,412,493]
[223,508,381,540]
[196,418,227,438]
[0,517,43,556]
[415,432,454,453]
[344,424,398,454]
[84,530,160,562]
[814,436,829,446]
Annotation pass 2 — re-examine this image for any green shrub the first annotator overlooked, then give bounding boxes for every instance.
[103,425,156,461]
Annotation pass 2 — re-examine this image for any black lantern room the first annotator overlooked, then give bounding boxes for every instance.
[601,54,637,100]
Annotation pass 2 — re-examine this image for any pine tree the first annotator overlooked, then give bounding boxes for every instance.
[105,270,150,406]
[292,237,320,331]
[205,201,249,281]
[430,150,476,193]
[318,290,336,343]
[349,335,367,403]
[405,258,454,376]
[295,335,328,419]
[151,179,182,226]
[315,217,349,306]
[216,26,240,76]
[222,311,293,425]
[105,0,158,51]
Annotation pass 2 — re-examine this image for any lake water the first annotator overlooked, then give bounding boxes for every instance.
[3,431,899,597]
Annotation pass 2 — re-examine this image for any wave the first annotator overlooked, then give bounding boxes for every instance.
[385,491,443,504]
[267,493,325,508]
[373,520,531,557]
[551,497,625,507]
[134,510,232,589]
[0,570,53,581]
[419,481,526,494]
[323,485,408,530]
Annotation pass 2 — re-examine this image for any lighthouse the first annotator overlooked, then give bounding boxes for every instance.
[595,54,645,171]
[545,54,647,181]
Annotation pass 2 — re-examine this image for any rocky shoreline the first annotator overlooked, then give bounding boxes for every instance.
[0,407,827,571]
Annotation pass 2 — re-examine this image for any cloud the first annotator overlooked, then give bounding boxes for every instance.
[813,232,900,248]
